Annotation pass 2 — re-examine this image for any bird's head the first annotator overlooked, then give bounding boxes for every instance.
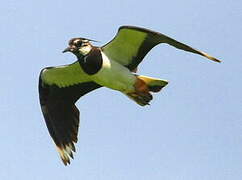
[62,38,95,57]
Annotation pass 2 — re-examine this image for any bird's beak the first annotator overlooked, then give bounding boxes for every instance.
[62,47,71,53]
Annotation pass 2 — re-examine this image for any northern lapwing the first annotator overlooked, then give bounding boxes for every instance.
[39,26,221,165]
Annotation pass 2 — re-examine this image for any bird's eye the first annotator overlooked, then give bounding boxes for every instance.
[74,40,83,47]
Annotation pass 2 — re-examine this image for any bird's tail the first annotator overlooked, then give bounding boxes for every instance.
[137,75,168,93]
[125,75,168,106]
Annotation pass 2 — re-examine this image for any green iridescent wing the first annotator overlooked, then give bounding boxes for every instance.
[102,26,220,71]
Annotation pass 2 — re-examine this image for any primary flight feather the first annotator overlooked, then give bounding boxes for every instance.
[39,25,221,165]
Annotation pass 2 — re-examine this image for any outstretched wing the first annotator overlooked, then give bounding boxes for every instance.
[102,26,221,71]
[39,61,101,165]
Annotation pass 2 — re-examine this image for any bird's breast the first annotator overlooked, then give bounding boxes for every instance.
[90,52,136,92]
[78,48,103,75]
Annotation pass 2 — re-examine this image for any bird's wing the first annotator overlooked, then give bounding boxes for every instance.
[39,61,101,165]
[102,26,221,71]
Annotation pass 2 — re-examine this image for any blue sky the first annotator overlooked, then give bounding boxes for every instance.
[0,0,241,179]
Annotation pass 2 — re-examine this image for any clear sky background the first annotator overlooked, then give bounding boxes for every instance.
[0,0,241,179]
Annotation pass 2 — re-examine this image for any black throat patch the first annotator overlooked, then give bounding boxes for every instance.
[78,47,103,75]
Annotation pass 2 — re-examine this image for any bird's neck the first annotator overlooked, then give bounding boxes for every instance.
[76,47,98,63]
[77,47,103,75]
[76,54,85,61]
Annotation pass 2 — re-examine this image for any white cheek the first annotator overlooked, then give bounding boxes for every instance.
[79,46,92,55]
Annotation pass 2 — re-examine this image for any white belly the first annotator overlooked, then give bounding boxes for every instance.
[90,52,136,92]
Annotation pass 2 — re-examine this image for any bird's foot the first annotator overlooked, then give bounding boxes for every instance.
[126,92,153,106]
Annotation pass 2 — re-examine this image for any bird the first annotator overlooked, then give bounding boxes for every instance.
[39,25,221,165]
